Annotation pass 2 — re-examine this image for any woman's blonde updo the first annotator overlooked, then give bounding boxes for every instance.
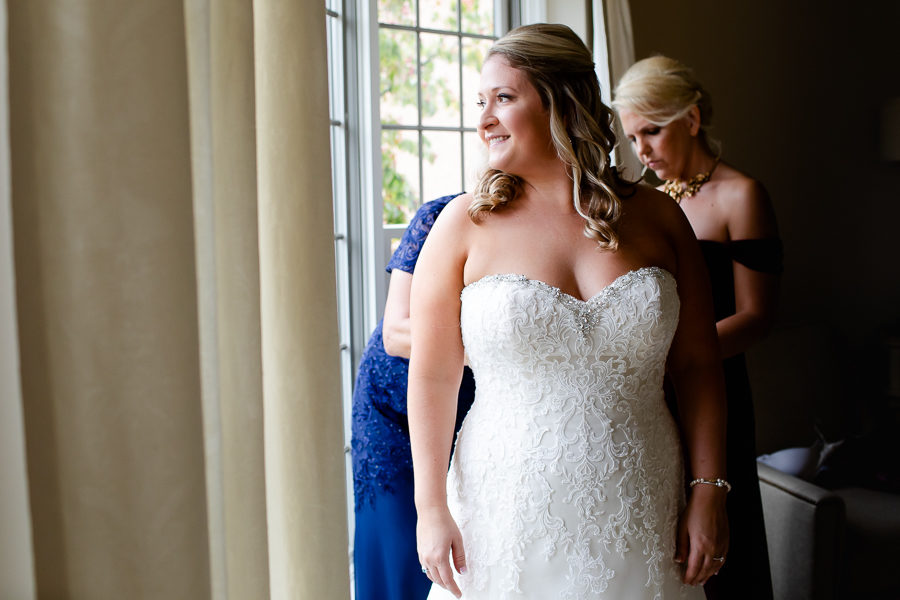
[469,23,631,250]
[612,55,720,156]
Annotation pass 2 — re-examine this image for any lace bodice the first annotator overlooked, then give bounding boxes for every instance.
[460,268,678,410]
[435,266,700,599]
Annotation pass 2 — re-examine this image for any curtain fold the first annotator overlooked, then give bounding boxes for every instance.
[253,3,349,598]
[184,0,271,597]
[0,0,36,596]
[6,1,349,598]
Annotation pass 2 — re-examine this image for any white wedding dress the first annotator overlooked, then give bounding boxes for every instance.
[428,267,704,600]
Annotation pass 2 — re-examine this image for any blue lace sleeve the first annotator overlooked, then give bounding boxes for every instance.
[352,192,470,511]
[386,192,463,275]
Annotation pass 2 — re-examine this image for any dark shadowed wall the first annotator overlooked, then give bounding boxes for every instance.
[628,0,900,452]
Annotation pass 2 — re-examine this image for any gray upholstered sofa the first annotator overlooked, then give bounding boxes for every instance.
[757,462,900,599]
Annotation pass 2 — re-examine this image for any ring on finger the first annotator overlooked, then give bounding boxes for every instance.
[712,556,725,562]
[421,566,430,574]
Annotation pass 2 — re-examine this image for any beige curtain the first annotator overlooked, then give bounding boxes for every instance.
[4,1,349,598]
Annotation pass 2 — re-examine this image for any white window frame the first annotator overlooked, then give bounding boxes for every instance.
[326,2,367,586]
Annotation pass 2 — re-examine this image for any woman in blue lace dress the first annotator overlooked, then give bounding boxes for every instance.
[615,56,782,600]
[352,193,476,599]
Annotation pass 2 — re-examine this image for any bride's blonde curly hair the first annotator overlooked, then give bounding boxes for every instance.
[470,23,632,250]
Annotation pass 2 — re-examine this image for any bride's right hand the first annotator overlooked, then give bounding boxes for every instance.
[417,506,467,598]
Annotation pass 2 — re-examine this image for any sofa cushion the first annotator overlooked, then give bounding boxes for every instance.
[757,462,844,600]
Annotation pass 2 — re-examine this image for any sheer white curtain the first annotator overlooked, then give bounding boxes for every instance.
[593,0,643,179]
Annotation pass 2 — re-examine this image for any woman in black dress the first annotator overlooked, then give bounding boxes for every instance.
[614,55,782,600]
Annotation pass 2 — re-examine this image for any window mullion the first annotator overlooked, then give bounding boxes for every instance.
[415,10,423,209]
[458,20,465,192]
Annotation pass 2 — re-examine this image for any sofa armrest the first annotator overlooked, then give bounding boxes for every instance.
[757,461,845,600]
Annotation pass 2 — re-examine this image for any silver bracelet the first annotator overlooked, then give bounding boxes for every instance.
[689,477,732,493]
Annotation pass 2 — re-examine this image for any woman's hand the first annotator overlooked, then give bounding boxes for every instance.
[675,484,729,586]
[417,506,467,598]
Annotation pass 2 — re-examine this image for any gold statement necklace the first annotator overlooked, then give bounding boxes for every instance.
[663,159,719,203]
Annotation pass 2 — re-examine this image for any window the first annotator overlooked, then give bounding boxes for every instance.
[326,1,361,575]
[377,0,508,273]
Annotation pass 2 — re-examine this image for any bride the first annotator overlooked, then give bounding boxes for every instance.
[408,24,729,599]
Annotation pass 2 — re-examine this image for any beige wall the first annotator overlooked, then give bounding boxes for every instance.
[628,0,900,451]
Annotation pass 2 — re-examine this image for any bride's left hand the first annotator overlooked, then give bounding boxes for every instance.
[675,484,729,586]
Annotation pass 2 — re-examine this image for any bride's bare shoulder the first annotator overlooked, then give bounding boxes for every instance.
[621,183,682,225]
[618,183,697,266]
[432,193,475,226]
[421,193,480,255]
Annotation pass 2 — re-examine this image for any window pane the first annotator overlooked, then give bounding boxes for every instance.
[462,37,493,129]
[421,0,458,31]
[461,0,494,35]
[379,2,502,226]
[380,28,418,125]
[378,0,416,26]
[463,130,486,192]
[420,33,460,127]
[382,129,420,224]
[423,131,462,201]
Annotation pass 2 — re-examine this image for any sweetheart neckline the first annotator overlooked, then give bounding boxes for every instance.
[462,266,674,305]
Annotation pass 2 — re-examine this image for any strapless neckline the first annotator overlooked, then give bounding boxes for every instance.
[462,265,674,305]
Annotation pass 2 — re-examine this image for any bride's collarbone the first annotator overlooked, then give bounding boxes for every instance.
[465,256,655,302]
[466,219,670,294]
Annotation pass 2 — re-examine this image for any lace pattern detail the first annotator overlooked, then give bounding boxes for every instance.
[352,193,471,511]
[442,267,700,599]
[351,322,415,509]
